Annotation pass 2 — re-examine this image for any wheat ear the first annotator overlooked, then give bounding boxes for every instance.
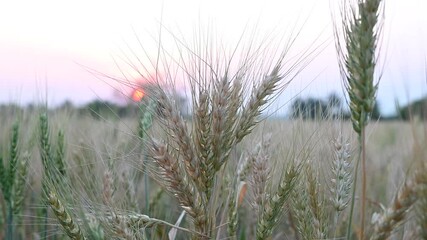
[236,64,283,143]
[416,168,427,239]
[12,152,29,215]
[371,173,426,240]
[149,140,207,237]
[292,164,326,240]
[334,0,384,238]
[256,162,300,239]
[48,191,86,240]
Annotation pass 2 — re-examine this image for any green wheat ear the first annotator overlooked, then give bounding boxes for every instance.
[39,112,57,240]
[0,121,21,239]
[336,0,383,133]
[12,152,29,215]
[0,122,20,202]
[39,113,53,178]
[334,0,384,238]
[8,122,20,197]
[56,130,66,177]
[138,99,155,140]
[0,156,7,199]
[256,162,300,240]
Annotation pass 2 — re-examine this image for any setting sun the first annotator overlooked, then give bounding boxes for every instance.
[131,88,145,102]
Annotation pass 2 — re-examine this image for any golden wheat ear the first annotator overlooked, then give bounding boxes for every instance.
[48,191,87,240]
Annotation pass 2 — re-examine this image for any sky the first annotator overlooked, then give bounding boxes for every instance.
[0,0,426,116]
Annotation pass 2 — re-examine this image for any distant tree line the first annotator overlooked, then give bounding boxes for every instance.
[397,97,427,120]
[3,92,427,121]
[57,93,187,120]
[54,94,427,121]
[290,93,381,120]
[57,100,143,120]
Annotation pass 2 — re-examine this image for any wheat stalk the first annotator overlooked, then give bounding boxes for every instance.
[334,0,384,238]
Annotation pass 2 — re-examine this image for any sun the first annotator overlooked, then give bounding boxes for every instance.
[131,88,145,102]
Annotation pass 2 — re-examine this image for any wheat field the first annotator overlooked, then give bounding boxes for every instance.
[0,108,426,239]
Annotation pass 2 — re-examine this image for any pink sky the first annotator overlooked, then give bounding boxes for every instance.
[0,0,426,116]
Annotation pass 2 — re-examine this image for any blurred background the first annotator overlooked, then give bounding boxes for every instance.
[0,0,426,118]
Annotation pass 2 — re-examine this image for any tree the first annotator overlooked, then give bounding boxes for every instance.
[370,101,381,120]
[290,97,328,119]
[397,97,427,120]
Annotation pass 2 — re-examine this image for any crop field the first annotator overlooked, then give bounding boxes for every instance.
[0,106,426,240]
[1,0,427,240]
